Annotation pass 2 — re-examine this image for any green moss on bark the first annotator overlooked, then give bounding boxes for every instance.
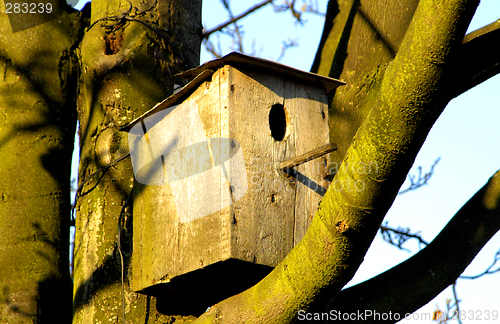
[0,6,84,323]
[73,0,202,322]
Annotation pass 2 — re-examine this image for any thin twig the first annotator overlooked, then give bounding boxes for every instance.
[272,0,326,22]
[221,0,245,53]
[203,0,274,38]
[452,282,463,324]
[379,223,428,251]
[399,157,440,194]
[460,248,500,279]
[203,36,223,58]
[276,37,299,62]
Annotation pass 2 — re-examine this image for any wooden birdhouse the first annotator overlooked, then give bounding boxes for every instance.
[121,52,344,311]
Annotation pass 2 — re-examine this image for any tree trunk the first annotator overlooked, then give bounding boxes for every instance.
[73,0,202,322]
[311,0,419,165]
[0,3,83,323]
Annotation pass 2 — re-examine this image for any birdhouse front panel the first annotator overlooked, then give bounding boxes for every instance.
[221,65,331,265]
[128,54,341,304]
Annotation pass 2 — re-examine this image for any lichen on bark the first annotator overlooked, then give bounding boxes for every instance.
[0,4,83,322]
[73,1,202,323]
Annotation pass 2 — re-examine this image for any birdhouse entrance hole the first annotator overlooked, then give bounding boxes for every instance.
[269,103,288,141]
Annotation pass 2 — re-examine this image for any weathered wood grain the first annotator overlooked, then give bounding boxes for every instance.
[132,64,331,304]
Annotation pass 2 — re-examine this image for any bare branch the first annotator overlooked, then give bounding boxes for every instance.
[452,19,500,98]
[432,282,463,324]
[379,222,428,251]
[220,0,245,53]
[302,0,326,16]
[273,0,303,23]
[452,282,463,324]
[273,0,326,24]
[399,157,440,194]
[276,37,299,62]
[203,36,223,58]
[460,247,500,279]
[203,0,274,38]
[328,170,500,321]
[202,0,322,61]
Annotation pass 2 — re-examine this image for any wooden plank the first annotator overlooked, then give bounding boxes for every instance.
[177,68,233,276]
[284,80,330,246]
[277,143,337,171]
[226,65,297,266]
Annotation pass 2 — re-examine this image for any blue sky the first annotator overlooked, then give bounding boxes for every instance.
[72,0,500,321]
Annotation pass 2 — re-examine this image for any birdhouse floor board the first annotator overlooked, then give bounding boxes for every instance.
[143,259,272,316]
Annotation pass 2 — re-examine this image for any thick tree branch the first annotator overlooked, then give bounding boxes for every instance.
[452,19,500,98]
[193,1,479,323]
[463,18,500,42]
[329,169,500,323]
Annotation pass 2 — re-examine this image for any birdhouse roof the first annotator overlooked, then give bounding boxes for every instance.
[121,52,345,131]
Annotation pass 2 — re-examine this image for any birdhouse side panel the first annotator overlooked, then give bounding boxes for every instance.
[224,66,297,266]
[132,186,143,291]
[132,180,180,291]
[131,74,236,291]
[176,74,234,275]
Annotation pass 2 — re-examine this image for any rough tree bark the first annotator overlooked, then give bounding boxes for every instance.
[73,0,202,323]
[311,0,419,166]
[0,2,83,322]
